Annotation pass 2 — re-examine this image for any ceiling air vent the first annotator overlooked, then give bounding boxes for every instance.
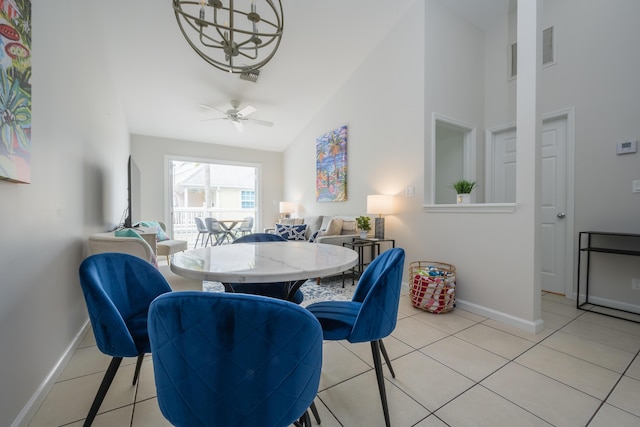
[240,69,260,83]
[509,26,555,78]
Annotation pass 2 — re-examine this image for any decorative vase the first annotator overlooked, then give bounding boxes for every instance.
[360,231,368,239]
[456,193,471,204]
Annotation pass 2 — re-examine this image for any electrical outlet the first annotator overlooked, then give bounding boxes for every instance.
[632,278,640,291]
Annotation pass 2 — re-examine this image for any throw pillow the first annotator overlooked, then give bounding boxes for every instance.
[303,215,323,239]
[275,223,308,241]
[136,220,169,241]
[324,218,344,236]
[308,229,323,243]
[115,228,143,239]
[341,219,357,233]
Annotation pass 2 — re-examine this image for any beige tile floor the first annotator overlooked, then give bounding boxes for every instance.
[29,285,640,427]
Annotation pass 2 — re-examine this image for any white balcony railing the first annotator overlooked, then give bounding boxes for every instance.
[171,207,255,246]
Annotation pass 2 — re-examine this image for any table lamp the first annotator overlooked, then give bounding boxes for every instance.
[367,195,394,239]
[279,201,295,218]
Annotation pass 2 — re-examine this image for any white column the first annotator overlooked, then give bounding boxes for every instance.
[517,0,543,326]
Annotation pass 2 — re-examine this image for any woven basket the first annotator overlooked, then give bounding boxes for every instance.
[409,261,456,314]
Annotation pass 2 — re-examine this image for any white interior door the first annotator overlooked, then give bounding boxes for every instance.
[540,117,567,294]
[487,115,570,295]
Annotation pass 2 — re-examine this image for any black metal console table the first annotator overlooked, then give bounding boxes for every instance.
[342,237,395,287]
[577,231,640,322]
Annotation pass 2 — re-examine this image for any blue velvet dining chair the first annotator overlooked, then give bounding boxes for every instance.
[148,291,323,427]
[78,253,172,427]
[306,247,405,427]
[230,233,305,304]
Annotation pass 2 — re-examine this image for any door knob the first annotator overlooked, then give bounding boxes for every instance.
[557,212,566,219]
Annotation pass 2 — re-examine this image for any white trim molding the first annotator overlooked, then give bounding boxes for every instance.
[456,299,545,334]
[423,203,516,213]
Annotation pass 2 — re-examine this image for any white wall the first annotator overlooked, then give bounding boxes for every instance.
[286,0,640,331]
[131,134,284,232]
[422,0,541,330]
[539,0,640,307]
[540,0,640,235]
[484,0,640,305]
[284,0,544,331]
[1,1,131,425]
[283,1,425,230]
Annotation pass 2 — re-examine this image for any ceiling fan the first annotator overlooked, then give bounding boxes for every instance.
[200,100,274,133]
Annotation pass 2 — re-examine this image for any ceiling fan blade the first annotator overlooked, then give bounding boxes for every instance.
[200,104,227,115]
[237,105,256,117]
[232,119,244,133]
[247,118,274,127]
[200,117,227,122]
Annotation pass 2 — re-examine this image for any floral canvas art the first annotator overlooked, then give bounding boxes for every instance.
[0,0,31,183]
[316,125,347,202]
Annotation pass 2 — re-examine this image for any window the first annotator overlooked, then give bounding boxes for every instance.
[241,190,255,209]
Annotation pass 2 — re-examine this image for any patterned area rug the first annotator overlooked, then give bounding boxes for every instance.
[202,275,357,306]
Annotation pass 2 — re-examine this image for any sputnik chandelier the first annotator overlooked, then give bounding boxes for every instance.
[172,0,284,74]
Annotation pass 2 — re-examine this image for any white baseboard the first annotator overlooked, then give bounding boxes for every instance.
[12,320,90,427]
[456,299,545,334]
[576,293,640,314]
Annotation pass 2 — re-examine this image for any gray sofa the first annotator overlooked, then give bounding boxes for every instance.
[266,215,367,246]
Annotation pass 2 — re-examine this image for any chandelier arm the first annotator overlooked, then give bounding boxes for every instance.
[175,0,283,32]
[175,9,226,48]
[237,35,279,50]
[211,6,227,46]
[173,0,284,73]
[236,49,258,61]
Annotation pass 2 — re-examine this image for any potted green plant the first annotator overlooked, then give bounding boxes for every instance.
[355,216,371,238]
[452,179,476,204]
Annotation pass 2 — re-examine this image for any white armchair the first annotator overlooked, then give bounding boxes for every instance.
[88,232,156,264]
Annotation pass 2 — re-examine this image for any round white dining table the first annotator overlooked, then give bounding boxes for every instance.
[170,241,359,301]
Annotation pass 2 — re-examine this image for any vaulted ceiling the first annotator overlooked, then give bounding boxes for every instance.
[99,0,510,151]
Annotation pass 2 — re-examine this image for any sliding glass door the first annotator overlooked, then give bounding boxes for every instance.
[167,157,258,246]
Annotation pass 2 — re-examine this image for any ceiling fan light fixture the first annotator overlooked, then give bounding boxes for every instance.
[173,0,284,74]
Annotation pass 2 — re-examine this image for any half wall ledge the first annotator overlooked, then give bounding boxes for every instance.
[423,203,516,214]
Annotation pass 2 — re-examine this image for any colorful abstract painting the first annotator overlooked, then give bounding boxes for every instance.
[316,125,347,202]
[0,0,31,183]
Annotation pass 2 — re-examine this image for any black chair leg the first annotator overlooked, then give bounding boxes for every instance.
[132,354,145,385]
[310,401,321,424]
[294,409,312,427]
[371,341,391,427]
[83,357,123,427]
[379,339,395,378]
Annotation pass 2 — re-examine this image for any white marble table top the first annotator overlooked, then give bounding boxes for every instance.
[170,241,358,284]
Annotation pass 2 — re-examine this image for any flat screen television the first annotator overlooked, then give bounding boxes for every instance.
[124,155,141,229]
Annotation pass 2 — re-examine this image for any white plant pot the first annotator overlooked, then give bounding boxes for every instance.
[359,231,368,239]
[456,193,471,204]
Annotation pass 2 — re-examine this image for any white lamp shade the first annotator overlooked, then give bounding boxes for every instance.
[279,201,296,214]
[367,195,394,216]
